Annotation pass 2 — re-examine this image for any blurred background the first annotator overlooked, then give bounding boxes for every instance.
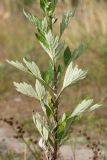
[0,0,107,158]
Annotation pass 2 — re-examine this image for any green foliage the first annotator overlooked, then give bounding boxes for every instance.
[60,10,74,37]
[64,44,87,66]
[33,112,49,142]
[64,46,71,66]
[42,62,54,84]
[62,61,87,90]
[36,30,64,61]
[7,1,102,159]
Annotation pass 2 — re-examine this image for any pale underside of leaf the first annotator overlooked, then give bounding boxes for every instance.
[7,60,28,72]
[23,9,40,27]
[63,62,87,89]
[33,112,49,141]
[23,58,42,79]
[60,10,74,36]
[38,30,64,61]
[35,80,46,100]
[13,82,38,99]
[70,99,102,118]
[70,99,93,117]
[89,104,102,111]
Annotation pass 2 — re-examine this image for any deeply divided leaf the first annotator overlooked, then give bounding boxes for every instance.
[63,44,87,67]
[70,99,93,117]
[33,112,49,141]
[23,9,40,27]
[7,60,28,72]
[13,82,38,99]
[37,30,64,61]
[23,58,42,79]
[60,11,74,37]
[70,99,102,117]
[62,62,87,90]
[71,44,87,61]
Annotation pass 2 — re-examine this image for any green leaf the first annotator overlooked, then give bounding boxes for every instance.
[7,60,28,72]
[57,64,62,80]
[33,112,49,141]
[13,82,38,99]
[42,70,50,84]
[60,11,74,37]
[23,9,40,26]
[40,101,53,118]
[40,0,47,12]
[57,112,73,143]
[40,93,54,118]
[35,80,46,100]
[23,10,49,33]
[62,62,87,89]
[40,0,58,15]
[89,104,102,111]
[36,31,49,51]
[57,100,102,143]
[38,30,64,61]
[48,0,58,13]
[23,58,42,79]
[70,99,93,117]
[71,44,87,61]
[41,62,54,85]
[63,44,87,67]
[64,47,71,66]
[70,99,102,118]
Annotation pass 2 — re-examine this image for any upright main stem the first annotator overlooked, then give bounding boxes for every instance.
[52,65,58,160]
[47,13,58,160]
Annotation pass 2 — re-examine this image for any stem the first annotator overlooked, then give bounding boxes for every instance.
[52,65,59,160]
[46,8,58,160]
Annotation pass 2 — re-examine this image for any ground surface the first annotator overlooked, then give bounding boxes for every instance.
[0,125,102,160]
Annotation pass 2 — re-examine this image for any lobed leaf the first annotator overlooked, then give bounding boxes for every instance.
[24,10,49,33]
[13,82,38,99]
[7,60,28,72]
[70,99,102,117]
[41,62,54,85]
[23,58,42,79]
[23,9,40,27]
[40,0,58,15]
[37,30,64,61]
[57,111,74,143]
[63,44,87,66]
[33,112,49,141]
[71,44,87,61]
[89,104,102,111]
[35,80,46,100]
[40,0,47,12]
[58,100,102,144]
[62,62,87,89]
[70,99,93,117]
[60,11,74,37]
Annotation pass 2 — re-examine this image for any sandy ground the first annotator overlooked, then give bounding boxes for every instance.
[0,124,106,160]
[0,94,107,159]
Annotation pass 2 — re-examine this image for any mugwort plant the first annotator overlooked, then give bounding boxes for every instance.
[7,1,102,159]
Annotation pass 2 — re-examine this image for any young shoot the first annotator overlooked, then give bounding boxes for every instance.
[7,1,102,160]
